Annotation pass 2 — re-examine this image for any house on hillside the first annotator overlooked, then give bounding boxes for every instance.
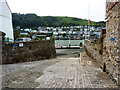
[24,28,31,32]
[0,0,14,40]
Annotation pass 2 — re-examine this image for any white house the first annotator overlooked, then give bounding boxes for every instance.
[24,28,31,32]
[0,0,14,40]
[53,32,58,35]
[20,32,29,35]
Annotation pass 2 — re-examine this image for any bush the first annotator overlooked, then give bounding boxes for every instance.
[19,34,26,37]
[34,37,40,40]
[50,37,55,40]
[98,35,105,55]
[98,35,105,44]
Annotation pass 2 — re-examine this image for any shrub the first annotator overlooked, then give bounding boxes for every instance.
[19,34,26,37]
[98,35,105,55]
[98,35,105,44]
[50,37,55,40]
[34,37,40,40]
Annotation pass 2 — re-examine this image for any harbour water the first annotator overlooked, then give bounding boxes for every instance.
[55,40,84,56]
[55,40,84,47]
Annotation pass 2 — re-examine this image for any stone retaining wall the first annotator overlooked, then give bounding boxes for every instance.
[2,40,56,64]
[0,31,6,64]
[84,40,103,68]
[84,1,120,87]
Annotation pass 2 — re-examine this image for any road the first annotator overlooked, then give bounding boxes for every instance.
[2,52,118,88]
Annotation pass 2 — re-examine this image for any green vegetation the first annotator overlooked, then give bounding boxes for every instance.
[14,32,19,40]
[62,33,67,37]
[19,34,26,37]
[96,21,106,27]
[50,37,55,40]
[98,35,105,55]
[34,37,40,41]
[46,33,53,37]
[12,13,105,29]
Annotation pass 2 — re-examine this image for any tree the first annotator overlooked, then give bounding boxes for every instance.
[62,33,67,37]
[14,32,19,40]
[12,13,105,29]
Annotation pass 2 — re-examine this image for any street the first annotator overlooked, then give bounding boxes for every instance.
[2,52,117,88]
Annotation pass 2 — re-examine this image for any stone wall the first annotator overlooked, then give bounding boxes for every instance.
[0,31,6,64]
[83,1,120,87]
[2,40,56,64]
[103,1,120,85]
[84,1,120,86]
[84,40,103,68]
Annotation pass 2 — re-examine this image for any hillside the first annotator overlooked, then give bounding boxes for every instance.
[12,13,105,29]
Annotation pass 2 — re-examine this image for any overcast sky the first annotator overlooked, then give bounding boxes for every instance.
[6,0,106,22]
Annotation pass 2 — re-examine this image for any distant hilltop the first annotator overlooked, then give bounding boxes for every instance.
[12,13,106,29]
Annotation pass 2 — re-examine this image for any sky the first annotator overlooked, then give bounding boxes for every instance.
[6,0,106,22]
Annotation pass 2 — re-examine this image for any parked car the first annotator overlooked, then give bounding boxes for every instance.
[15,38,32,42]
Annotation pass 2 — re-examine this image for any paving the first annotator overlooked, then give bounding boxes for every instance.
[2,52,118,88]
